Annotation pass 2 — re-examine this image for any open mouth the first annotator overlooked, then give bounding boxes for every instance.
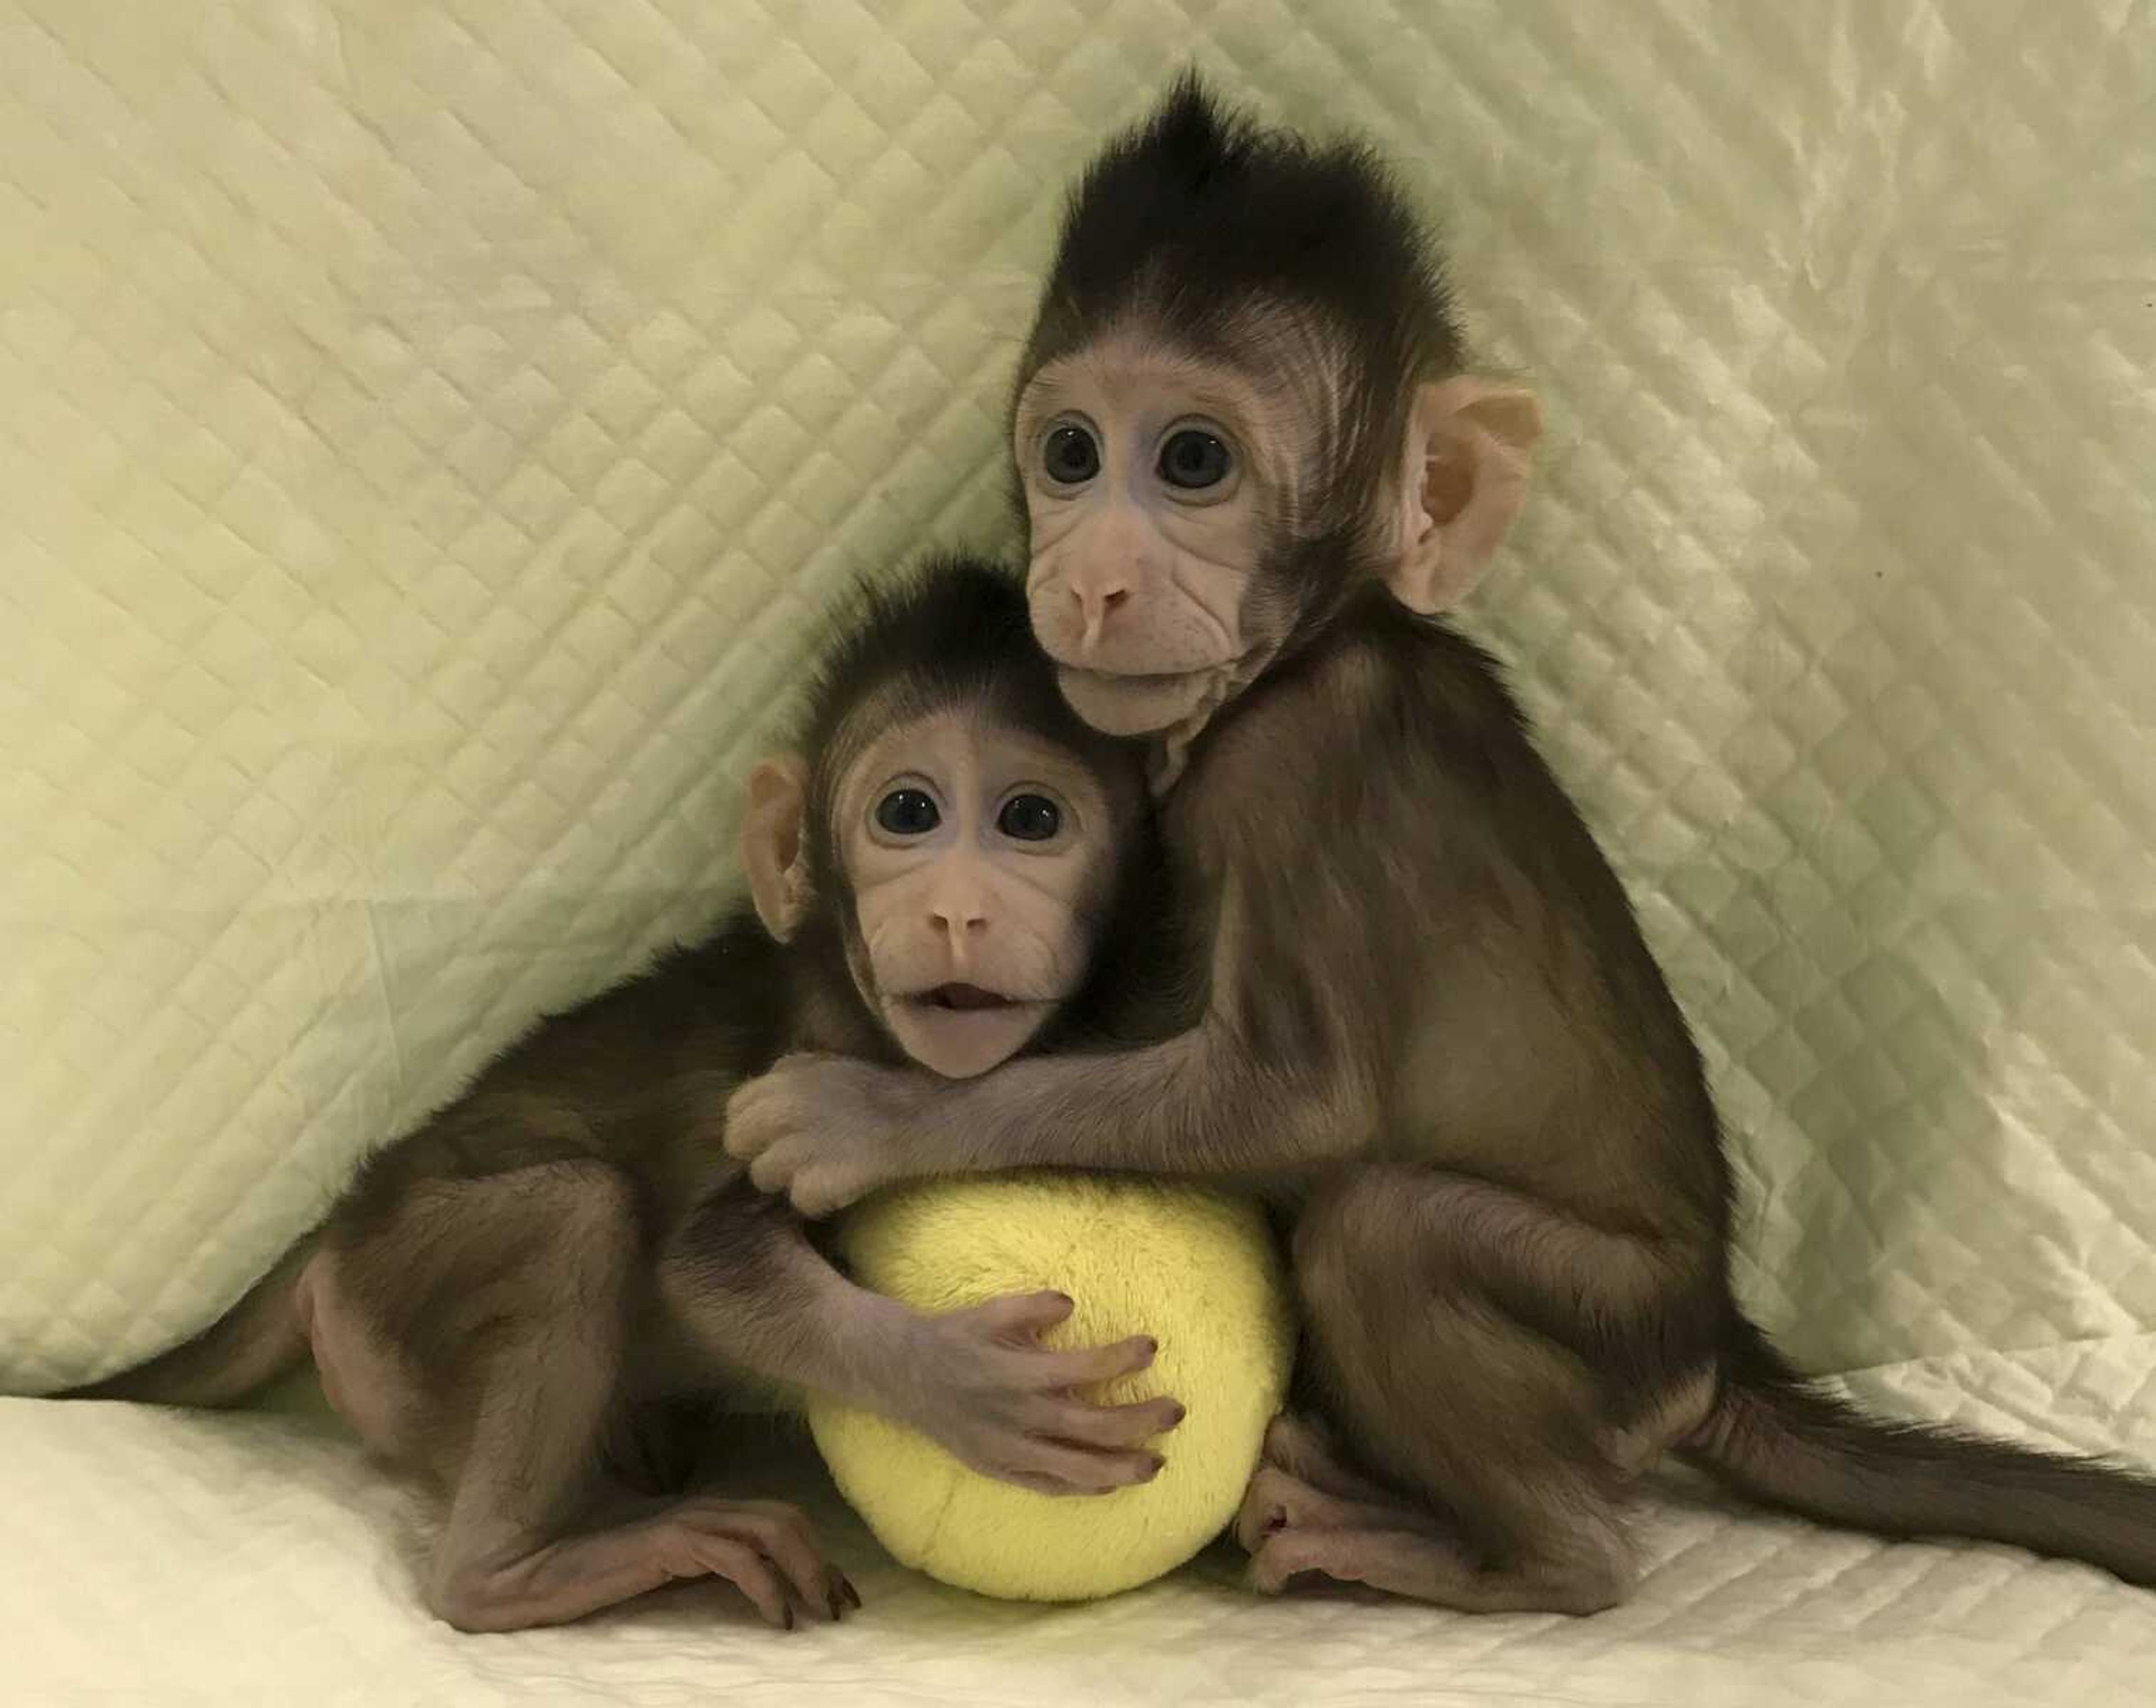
[913,983,1018,1012]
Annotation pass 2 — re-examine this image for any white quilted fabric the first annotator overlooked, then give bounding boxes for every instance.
[3,1,2154,1700]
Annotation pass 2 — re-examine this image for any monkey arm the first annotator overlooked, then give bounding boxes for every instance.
[656,1185,922,1410]
[725,1016,1371,1217]
[658,1182,1180,1494]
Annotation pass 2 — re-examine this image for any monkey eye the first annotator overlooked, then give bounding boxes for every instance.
[1042,423,1101,485]
[874,788,940,837]
[995,793,1063,842]
[1158,427,1232,490]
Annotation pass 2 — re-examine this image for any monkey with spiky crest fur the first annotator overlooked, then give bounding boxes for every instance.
[729,79,2156,1613]
[59,556,1183,1632]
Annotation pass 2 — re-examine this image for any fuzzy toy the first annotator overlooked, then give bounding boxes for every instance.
[808,1173,1294,1601]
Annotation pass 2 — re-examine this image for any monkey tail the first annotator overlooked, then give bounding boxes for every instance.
[1678,1318,2156,1585]
[58,1233,320,1408]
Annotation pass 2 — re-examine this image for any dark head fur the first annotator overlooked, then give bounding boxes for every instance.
[1021,74,1463,381]
[788,552,1148,948]
[1013,74,1473,649]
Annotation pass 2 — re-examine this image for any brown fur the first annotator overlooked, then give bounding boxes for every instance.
[58,558,1176,1631]
[725,79,2156,1610]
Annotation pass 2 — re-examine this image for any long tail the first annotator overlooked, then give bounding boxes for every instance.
[59,1234,319,1408]
[1680,1318,2156,1585]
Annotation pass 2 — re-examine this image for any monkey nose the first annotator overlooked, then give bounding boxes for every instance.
[1075,584,1130,652]
[931,905,989,941]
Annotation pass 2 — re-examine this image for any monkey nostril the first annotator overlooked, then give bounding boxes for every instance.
[1074,584,1131,650]
[1072,584,1130,615]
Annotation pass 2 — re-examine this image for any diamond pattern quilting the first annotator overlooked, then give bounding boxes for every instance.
[2,1,2154,1698]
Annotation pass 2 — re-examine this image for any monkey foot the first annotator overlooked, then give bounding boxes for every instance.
[1236,1417,1491,1607]
[1245,1522,1479,1602]
[432,1498,860,1633]
[1248,1521,1630,1615]
[1236,1455,1633,1614]
[1234,1463,1451,1559]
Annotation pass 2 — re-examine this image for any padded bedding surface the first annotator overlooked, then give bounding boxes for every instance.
[4,1,2155,1701]
[8,1364,2156,1708]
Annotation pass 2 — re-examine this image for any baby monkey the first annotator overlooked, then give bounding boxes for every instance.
[731,78,2156,1613]
[59,556,1181,1632]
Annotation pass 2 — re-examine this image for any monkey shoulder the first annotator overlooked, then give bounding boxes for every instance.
[345,906,789,1209]
[1179,594,1523,837]
[500,910,788,1088]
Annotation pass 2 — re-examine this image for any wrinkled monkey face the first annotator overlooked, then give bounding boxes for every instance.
[834,709,1126,1078]
[1015,330,1314,737]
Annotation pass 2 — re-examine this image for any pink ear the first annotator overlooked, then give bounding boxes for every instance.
[741,755,812,942]
[1388,377,1542,614]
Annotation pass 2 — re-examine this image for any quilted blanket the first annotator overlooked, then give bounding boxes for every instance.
[4,2,2153,1702]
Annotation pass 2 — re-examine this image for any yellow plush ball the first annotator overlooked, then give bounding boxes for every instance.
[807,1173,1294,1602]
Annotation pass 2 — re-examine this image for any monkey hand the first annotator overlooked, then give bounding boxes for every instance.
[725,1054,931,1216]
[903,1290,1181,1496]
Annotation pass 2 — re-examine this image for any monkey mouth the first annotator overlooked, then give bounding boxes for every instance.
[1053,661,1225,737]
[884,985,1056,1078]
[911,983,1021,1012]
[1055,663,1208,694]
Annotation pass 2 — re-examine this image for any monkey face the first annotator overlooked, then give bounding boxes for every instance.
[829,709,1127,1078]
[1013,330,1311,738]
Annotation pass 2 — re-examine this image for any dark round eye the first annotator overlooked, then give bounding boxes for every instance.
[996,793,1062,842]
[1158,427,1231,490]
[875,788,940,836]
[1042,424,1100,485]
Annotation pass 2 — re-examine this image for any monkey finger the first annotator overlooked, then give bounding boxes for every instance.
[1008,1436,1166,1495]
[971,1289,1076,1336]
[746,1147,800,1198]
[721,1086,793,1162]
[993,1468,1089,1499]
[788,1169,857,1220]
[1017,1332,1158,1389]
[1035,1392,1186,1450]
[725,1115,775,1165]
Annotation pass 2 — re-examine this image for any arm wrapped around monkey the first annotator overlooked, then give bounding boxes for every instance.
[730,76,2156,1613]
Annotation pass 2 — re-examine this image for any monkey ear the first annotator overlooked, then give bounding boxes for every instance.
[1388,376,1543,614]
[741,754,813,943]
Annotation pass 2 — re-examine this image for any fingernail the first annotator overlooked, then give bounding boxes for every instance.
[844,1579,864,1610]
[1168,1403,1187,1426]
[1143,1455,1165,1481]
[1141,1337,1159,1358]
[1050,1292,1074,1309]
[828,1592,843,1622]
[782,1606,795,1631]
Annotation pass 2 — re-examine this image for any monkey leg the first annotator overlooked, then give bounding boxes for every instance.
[1257,1165,1659,1616]
[312,1161,849,1632]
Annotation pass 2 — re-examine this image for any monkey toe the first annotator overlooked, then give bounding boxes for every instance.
[1259,1411,1403,1507]
[1233,1465,1307,1554]
[1234,1465,1446,1556]
[674,1499,837,1623]
[670,1532,796,1628]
